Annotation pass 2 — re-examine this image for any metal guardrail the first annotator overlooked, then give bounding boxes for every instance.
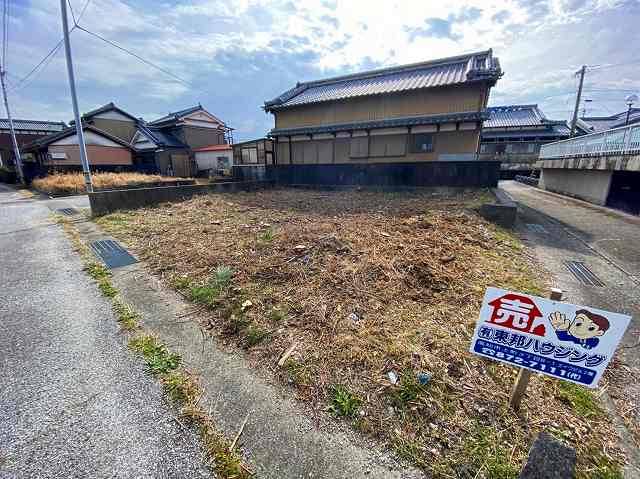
[515,175,539,187]
[539,123,640,159]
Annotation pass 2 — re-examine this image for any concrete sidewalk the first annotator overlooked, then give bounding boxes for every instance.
[0,183,210,478]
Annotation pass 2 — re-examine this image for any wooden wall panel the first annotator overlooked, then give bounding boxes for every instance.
[276,141,290,164]
[274,84,486,129]
[47,145,132,166]
[283,130,480,165]
[91,119,137,142]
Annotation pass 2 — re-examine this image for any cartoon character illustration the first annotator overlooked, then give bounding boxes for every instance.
[549,309,610,350]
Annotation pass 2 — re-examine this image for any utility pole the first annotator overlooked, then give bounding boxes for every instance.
[0,69,24,184]
[60,0,92,192]
[570,65,586,137]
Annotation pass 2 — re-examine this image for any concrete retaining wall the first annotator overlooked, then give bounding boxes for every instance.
[479,187,518,228]
[539,169,613,205]
[89,181,273,216]
[234,161,500,188]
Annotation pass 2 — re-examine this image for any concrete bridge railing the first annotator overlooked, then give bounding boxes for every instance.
[540,123,640,159]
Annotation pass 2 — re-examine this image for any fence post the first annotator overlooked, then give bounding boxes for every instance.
[509,288,563,411]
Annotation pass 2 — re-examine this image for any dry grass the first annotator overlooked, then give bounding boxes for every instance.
[97,188,626,478]
[33,172,174,195]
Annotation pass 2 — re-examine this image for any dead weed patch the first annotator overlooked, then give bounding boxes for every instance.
[33,172,178,195]
[97,188,625,477]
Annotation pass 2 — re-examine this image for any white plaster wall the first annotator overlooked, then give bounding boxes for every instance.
[51,131,122,147]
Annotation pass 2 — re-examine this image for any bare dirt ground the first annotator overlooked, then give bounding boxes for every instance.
[96,188,627,478]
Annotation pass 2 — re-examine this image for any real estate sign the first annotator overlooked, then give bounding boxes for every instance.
[469,287,631,388]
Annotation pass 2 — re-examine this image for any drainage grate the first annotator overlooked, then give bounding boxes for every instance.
[563,261,605,287]
[526,223,547,234]
[57,207,79,216]
[90,239,137,269]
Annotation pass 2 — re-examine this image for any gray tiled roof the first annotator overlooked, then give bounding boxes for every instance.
[481,105,576,139]
[136,122,187,149]
[0,118,66,132]
[270,111,486,137]
[483,105,547,128]
[23,124,132,150]
[80,102,138,121]
[580,108,640,132]
[265,50,501,111]
[149,104,203,126]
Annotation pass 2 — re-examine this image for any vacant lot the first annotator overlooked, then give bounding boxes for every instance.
[97,188,625,478]
[32,172,176,195]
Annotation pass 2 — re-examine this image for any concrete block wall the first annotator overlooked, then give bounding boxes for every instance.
[89,181,272,216]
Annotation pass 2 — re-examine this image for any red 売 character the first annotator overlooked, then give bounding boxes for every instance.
[487,294,546,337]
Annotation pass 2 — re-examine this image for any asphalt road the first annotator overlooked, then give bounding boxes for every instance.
[502,180,640,350]
[502,181,640,476]
[0,184,210,478]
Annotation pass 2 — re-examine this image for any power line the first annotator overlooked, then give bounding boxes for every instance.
[77,0,91,21]
[587,59,640,71]
[8,39,64,92]
[7,0,89,93]
[2,0,8,72]
[74,23,193,87]
[583,88,640,93]
[67,0,77,25]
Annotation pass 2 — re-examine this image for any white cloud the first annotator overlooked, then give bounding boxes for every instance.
[5,0,639,138]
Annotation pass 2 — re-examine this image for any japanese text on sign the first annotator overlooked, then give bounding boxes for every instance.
[469,287,631,388]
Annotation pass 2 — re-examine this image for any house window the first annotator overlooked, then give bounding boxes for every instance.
[370,135,407,157]
[409,133,434,153]
[349,137,369,158]
[241,147,258,164]
[217,156,230,169]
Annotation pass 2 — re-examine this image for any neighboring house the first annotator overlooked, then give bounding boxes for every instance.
[262,50,503,187]
[70,102,138,142]
[131,104,233,176]
[130,122,191,176]
[36,102,233,177]
[479,105,585,178]
[193,144,234,174]
[580,108,640,133]
[0,119,66,169]
[147,104,233,149]
[24,125,133,171]
[232,138,274,166]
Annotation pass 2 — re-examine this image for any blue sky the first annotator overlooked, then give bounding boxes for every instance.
[6,0,640,141]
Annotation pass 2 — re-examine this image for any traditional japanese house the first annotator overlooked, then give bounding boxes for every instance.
[479,105,586,178]
[260,49,503,187]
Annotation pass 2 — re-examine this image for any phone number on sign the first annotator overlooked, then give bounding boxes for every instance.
[473,339,596,385]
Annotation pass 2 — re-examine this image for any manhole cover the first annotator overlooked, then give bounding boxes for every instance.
[563,260,605,287]
[90,239,137,269]
[526,223,547,234]
[57,208,79,216]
